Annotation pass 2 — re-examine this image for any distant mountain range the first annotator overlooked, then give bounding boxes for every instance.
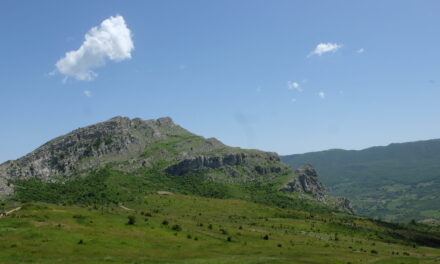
[281,139,440,222]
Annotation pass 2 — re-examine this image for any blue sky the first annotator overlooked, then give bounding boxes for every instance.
[1,0,440,162]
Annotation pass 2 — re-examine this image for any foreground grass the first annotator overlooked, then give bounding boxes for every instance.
[0,195,439,263]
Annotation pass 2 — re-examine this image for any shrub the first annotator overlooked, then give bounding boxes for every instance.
[162,220,169,225]
[171,224,182,231]
[263,234,269,240]
[127,215,136,225]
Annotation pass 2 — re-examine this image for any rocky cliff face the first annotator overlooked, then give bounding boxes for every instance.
[1,117,175,175]
[279,164,326,198]
[164,152,286,183]
[280,164,353,213]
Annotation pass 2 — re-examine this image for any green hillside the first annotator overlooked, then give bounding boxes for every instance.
[281,139,440,223]
[1,194,440,263]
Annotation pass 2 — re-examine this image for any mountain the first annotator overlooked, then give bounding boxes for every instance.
[0,116,351,213]
[281,139,440,222]
[1,117,439,263]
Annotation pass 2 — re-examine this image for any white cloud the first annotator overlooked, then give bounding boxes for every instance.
[318,91,325,99]
[84,90,92,97]
[357,48,365,54]
[309,43,342,56]
[291,98,297,103]
[55,15,134,81]
[287,81,302,92]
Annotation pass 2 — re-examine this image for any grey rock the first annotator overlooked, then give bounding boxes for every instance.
[279,164,353,213]
[279,164,326,198]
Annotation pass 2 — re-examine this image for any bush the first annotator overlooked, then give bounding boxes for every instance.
[171,224,182,231]
[263,234,269,240]
[127,215,136,225]
[162,220,169,225]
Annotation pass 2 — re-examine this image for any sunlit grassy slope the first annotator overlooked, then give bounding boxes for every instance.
[1,194,440,264]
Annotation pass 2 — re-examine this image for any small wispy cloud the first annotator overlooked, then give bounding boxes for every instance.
[287,81,302,92]
[318,91,325,99]
[55,15,134,81]
[309,43,342,57]
[357,48,365,54]
[83,90,92,97]
[291,98,297,103]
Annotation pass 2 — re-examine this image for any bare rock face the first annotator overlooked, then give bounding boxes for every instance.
[164,151,286,183]
[279,164,326,198]
[279,164,354,213]
[165,152,280,175]
[165,154,248,175]
[0,116,185,196]
[333,197,354,214]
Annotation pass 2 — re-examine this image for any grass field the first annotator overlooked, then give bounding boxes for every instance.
[1,194,439,263]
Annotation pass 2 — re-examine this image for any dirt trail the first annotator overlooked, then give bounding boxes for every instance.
[0,207,22,218]
[118,204,134,211]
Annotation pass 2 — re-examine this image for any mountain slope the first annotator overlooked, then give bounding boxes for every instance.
[0,116,350,213]
[281,139,440,222]
[1,118,440,263]
[1,196,440,264]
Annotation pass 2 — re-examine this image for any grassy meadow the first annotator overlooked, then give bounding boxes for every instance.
[1,194,439,263]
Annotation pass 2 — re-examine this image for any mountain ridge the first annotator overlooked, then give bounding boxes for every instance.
[0,116,352,213]
[281,138,440,222]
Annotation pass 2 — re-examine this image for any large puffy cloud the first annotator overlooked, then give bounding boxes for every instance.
[55,15,134,81]
[309,43,342,56]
